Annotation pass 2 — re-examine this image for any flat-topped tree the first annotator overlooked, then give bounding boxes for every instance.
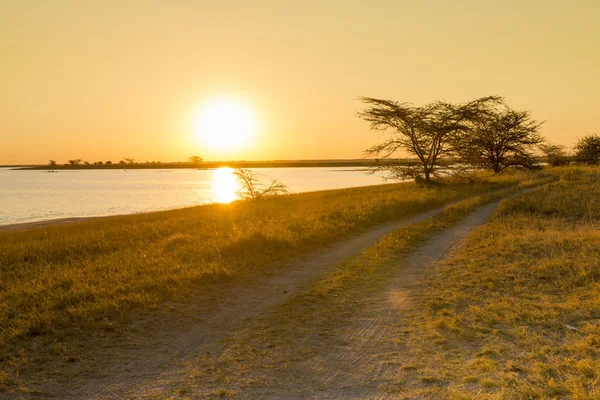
[358,96,500,182]
[455,102,544,172]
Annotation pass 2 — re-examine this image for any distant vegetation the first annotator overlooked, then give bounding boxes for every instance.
[574,134,600,165]
[22,159,382,170]
[359,95,596,182]
[188,155,204,164]
[539,142,568,167]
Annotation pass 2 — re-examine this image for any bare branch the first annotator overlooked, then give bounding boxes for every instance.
[233,168,288,200]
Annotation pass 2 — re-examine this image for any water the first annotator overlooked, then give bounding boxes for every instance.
[0,167,386,226]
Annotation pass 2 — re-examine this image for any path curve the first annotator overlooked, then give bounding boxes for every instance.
[23,190,513,399]
[221,198,510,399]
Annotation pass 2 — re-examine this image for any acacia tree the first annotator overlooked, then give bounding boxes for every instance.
[539,143,568,167]
[455,104,543,172]
[189,156,204,164]
[574,134,600,165]
[358,96,500,182]
[68,159,82,166]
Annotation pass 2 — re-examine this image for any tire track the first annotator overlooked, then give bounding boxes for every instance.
[26,193,509,399]
[310,200,509,399]
[237,198,511,399]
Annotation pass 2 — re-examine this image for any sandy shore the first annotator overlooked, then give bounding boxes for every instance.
[0,217,99,233]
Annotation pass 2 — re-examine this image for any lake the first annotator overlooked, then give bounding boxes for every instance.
[0,167,387,226]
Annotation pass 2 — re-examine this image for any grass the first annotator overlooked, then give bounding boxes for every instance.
[392,167,600,398]
[154,187,542,398]
[140,167,600,399]
[0,171,543,391]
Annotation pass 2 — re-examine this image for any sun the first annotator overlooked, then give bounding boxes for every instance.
[192,96,258,152]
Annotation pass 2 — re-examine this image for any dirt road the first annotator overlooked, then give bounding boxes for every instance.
[19,195,509,399]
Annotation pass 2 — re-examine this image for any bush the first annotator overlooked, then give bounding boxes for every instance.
[574,134,600,165]
[233,168,288,200]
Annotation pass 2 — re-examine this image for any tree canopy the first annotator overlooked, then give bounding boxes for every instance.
[357,96,500,182]
[574,134,600,165]
[454,104,543,172]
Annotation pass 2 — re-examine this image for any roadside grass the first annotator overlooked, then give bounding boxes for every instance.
[155,188,530,398]
[392,167,600,398]
[0,170,549,391]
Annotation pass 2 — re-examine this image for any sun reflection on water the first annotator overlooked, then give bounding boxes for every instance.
[213,167,238,203]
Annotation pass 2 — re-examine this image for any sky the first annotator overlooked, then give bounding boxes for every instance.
[1,0,599,164]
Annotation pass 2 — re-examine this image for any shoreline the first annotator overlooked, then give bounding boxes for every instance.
[11,160,383,171]
[0,216,101,233]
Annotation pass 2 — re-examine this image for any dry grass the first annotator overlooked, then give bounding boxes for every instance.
[0,173,540,391]
[155,189,530,398]
[394,167,600,398]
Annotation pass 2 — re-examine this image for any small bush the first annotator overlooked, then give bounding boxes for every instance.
[234,168,288,200]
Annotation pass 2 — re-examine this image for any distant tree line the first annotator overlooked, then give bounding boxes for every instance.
[358,95,599,182]
[48,156,205,167]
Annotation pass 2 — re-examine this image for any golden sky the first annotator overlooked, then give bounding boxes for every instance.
[1,0,598,164]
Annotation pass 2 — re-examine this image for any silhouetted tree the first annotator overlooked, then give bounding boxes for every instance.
[119,160,126,165]
[454,103,543,172]
[68,159,82,166]
[124,158,135,164]
[358,96,500,182]
[105,161,112,165]
[189,156,204,164]
[49,160,57,166]
[234,168,288,200]
[539,143,568,167]
[574,134,600,165]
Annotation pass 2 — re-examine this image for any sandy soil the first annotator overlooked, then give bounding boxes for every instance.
[10,192,513,399]
[0,217,98,233]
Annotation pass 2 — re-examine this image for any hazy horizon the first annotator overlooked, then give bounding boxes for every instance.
[2,0,599,164]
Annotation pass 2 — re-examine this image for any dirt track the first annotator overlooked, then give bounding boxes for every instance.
[18,195,508,399]
[185,199,506,399]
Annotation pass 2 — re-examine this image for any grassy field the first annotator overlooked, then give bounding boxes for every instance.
[145,167,600,399]
[159,188,520,398]
[0,171,545,390]
[392,167,600,398]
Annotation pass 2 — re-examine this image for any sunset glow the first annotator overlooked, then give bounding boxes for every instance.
[212,167,239,203]
[192,97,258,153]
